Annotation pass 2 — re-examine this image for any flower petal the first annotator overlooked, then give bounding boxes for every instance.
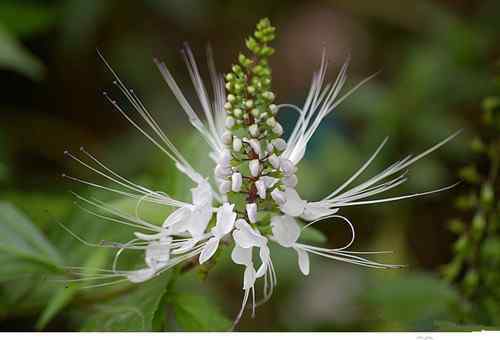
[271,215,301,247]
[145,241,170,269]
[213,203,236,238]
[231,245,253,266]
[301,204,338,221]
[243,265,257,290]
[188,204,212,237]
[199,237,220,264]
[191,180,212,206]
[295,247,310,275]
[279,188,306,217]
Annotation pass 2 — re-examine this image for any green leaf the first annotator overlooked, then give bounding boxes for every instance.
[171,293,231,331]
[36,247,109,330]
[0,3,58,38]
[80,272,172,331]
[0,25,45,80]
[0,202,63,274]
[299,227,327,244]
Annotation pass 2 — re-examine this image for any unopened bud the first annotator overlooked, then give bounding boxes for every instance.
[269,104,278,114]
[249,124,259,137]
[280,158,296,175]
[233,108,242,117]
[248,139,261,157]
[272,123,283,136]
[232,172,242,192]
[246,203,257,223]
[266,117,276,127]
[249,159,260,177]
[255,179,267,199]
[233,137,242,152]
[245,100,254,108]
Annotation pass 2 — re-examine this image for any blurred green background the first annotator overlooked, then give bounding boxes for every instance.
[1,0,499,332]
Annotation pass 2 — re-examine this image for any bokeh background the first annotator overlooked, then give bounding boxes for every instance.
[1,0,499,332]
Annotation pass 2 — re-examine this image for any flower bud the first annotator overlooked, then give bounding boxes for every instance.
[268,153,280,169]
[233,137,242,152]
[232,172,242,192]
[224,102,232,111]
[266,117,276,127]
[233,108,242,117]
[263,91,275,101]
[227,94,236,102]
[249,124,259,137]
[271,188,286,205]
[251,108,260,117]
[245,100,254,108]
[255,179,267,199]
[225,116,235,128]
[272,123,283,136]
[269,104,278,114]
[246,203,257,223]
[248,139,261,157]
[219,180,231,194]
[249,159,260,177]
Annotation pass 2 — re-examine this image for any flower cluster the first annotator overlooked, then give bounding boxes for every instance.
[64,18,459,327]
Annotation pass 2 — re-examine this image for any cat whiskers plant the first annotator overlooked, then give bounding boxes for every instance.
[61,18,460,327]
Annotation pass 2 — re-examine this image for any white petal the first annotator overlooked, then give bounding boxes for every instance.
[271,188,286,205]
[282,175,298,188]
[199,237,220,264]
[219,180,231,194]
[214,164,231,178]
[145,241,170,268]
[219,150,232,167]
[163,207,190,230]
[256,246,270,278]
[187,204,212,237]
[295,247,310,275]
[271,214,301,247]
[268,154,280,169]
[231,245,253,265]
[233,221,267,248]
[279,188,306,217]
[127,267,156,283]
[191,181,212,206]
[213,203,236,238]
[301,204,338,221]
[280,158,296,175]
[243,265,257,290]
[262,176,279,188]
